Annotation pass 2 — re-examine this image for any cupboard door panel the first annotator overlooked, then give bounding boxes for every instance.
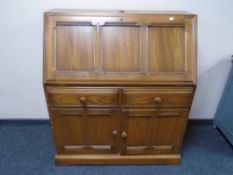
[153,117,177,146]
[148,27,185,73]
[60,116,84,145]
[56,25,94,72]
[51,108,120,154]
[121,109,188,155]
[87,115,114,145]
[101,26,140,72]
[127,117,149,146]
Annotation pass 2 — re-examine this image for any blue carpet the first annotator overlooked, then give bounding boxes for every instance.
[0,121,232,175]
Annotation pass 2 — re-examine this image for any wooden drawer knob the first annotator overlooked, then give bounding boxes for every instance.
[112,130,118,136]
[153,97,162,103]
[121,132,127,138]
[80,96,87,104]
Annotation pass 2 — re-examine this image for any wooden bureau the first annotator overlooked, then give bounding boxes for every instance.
[43,9,197,165]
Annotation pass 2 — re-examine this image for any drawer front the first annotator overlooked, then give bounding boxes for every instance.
[46,87,119,107]
[122,88,193,107]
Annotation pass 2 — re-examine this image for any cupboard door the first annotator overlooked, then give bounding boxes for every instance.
[50,108,120,154]
[120,109,188,155]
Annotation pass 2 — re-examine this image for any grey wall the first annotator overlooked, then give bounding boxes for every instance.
[0,0,233,119]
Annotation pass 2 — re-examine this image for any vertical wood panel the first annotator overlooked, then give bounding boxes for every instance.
[140,26,148,73]
[172,111,188,153]
[185,16,197,83]
[88,115,113,145]
[148,27,185,73]
[60,116,84,145]
[56,26,94,71]
[93,25,101,73]
[101,26,140,72]
[127,116,150,146]
[153,117,177,145]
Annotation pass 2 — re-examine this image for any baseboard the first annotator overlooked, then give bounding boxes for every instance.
[188,119,213,125]
[0,119,213,125]
[0,119,49,125]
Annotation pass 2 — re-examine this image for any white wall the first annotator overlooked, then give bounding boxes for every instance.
[0,0,233,119]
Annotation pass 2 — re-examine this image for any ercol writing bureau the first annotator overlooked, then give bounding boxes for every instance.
[43,9,197,165]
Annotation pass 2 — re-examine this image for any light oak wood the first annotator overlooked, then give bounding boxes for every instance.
[43,9,197,165]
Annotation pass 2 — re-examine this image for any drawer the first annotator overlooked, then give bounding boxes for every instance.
[46,87,119,107]
[122,88,193,108]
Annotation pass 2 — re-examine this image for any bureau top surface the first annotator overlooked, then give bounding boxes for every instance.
[45,9,196,16]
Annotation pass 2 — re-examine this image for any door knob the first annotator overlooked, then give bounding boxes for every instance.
[80,96,87,104]
[153,97,162,103]
[121,132,127,138]
[112,130,118,136]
